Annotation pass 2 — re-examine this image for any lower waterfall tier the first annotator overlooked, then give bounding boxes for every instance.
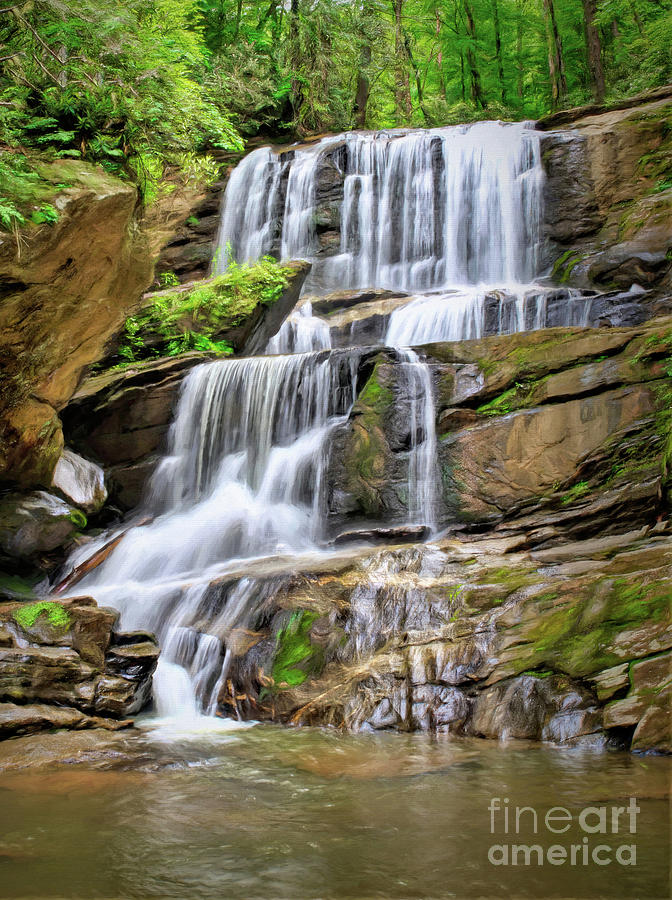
[56,314,672,748]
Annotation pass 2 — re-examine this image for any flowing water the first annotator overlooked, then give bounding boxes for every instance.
[60,125,610,726]
[23,117,671,900]
[0,728,669,900]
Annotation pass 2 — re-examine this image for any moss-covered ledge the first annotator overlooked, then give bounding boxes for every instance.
[106,258,310,366]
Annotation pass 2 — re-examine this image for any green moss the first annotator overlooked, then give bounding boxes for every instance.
[268,610,324,692]
[560,480,590,505]
[476,357,498,377]
[552,249,586,283]
[476,376,546,417]
[13,601,71,631]
[115,257,293,365]
[358,361,394,415]
[524,576,670,678]
[0,573,38,600]
[67,509,88,530]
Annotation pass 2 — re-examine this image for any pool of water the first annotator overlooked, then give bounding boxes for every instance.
[0,723,669,899]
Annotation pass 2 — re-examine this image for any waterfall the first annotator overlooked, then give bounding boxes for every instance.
[59,121,578,725]
[65,352,358,720]
[215,122,544,292]
[397,350,439,530]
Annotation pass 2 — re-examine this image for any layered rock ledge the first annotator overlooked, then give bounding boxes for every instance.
[0,596,158,738]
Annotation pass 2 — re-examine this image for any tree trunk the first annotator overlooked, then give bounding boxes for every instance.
[234,0,243,38]
[354,43,371,127]
[542,0,567,107]
[582,0,605,102]
[516,0,524,102]
[630,1,644,36]
[491,0,506,103]
[436,9,447,99]
[464,0,487,109]
[393,0,412,123]
[288,0,301,119]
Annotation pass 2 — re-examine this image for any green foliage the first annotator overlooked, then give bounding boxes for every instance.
[0,0,242,202]
[13,601,71,631]
[115,256,291,365]
[1,0,670,207]
[30,204,59,225]
[268,610,322,691]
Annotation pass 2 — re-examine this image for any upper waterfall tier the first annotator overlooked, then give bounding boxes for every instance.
[214,123,545,293]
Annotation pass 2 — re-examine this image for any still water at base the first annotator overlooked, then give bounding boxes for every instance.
[0,726,669,900]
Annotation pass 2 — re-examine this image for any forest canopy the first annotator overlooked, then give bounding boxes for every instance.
[1,0,671,204]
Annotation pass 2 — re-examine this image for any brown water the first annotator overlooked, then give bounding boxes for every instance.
[0,724,669,900]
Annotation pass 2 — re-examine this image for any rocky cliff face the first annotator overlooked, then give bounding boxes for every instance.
[327,318,670,540]
[221,527,670,753]
[0,160,152,489]
[539,93,672,292]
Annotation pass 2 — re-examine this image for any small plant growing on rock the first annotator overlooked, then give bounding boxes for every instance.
[13,601,71,631]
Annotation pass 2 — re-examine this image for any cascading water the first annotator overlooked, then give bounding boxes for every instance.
[59,121,582,726]
[216,123,544,292]
[63,352,358,723]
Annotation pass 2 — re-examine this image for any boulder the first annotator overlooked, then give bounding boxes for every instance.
[0,491,84,561]
[52,449,107,514]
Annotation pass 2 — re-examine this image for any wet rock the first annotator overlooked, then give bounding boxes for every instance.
[94,674,152,717]
[0,491,83,561]
[310,288,408,317]
[232,529,671,753]
[52,449,107,514]
[0,701,132,738]
[332,525,429,546]
[104,639,159,705]
[244,260,312,355]
[469,675,601,743]
[62,354,205,511]
[588,663,630,701]
[604,653,671,753]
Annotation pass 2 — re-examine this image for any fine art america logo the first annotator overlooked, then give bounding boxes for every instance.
[488,797,639,867]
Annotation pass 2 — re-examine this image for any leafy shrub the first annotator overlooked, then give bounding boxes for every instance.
[114,256,292,366]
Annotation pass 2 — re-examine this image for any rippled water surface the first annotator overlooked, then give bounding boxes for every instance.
[0,725,669,900]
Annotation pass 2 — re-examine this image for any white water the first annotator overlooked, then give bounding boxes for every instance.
[216,123,544,292]
[65,352,358,722]
[60,123,583,723]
